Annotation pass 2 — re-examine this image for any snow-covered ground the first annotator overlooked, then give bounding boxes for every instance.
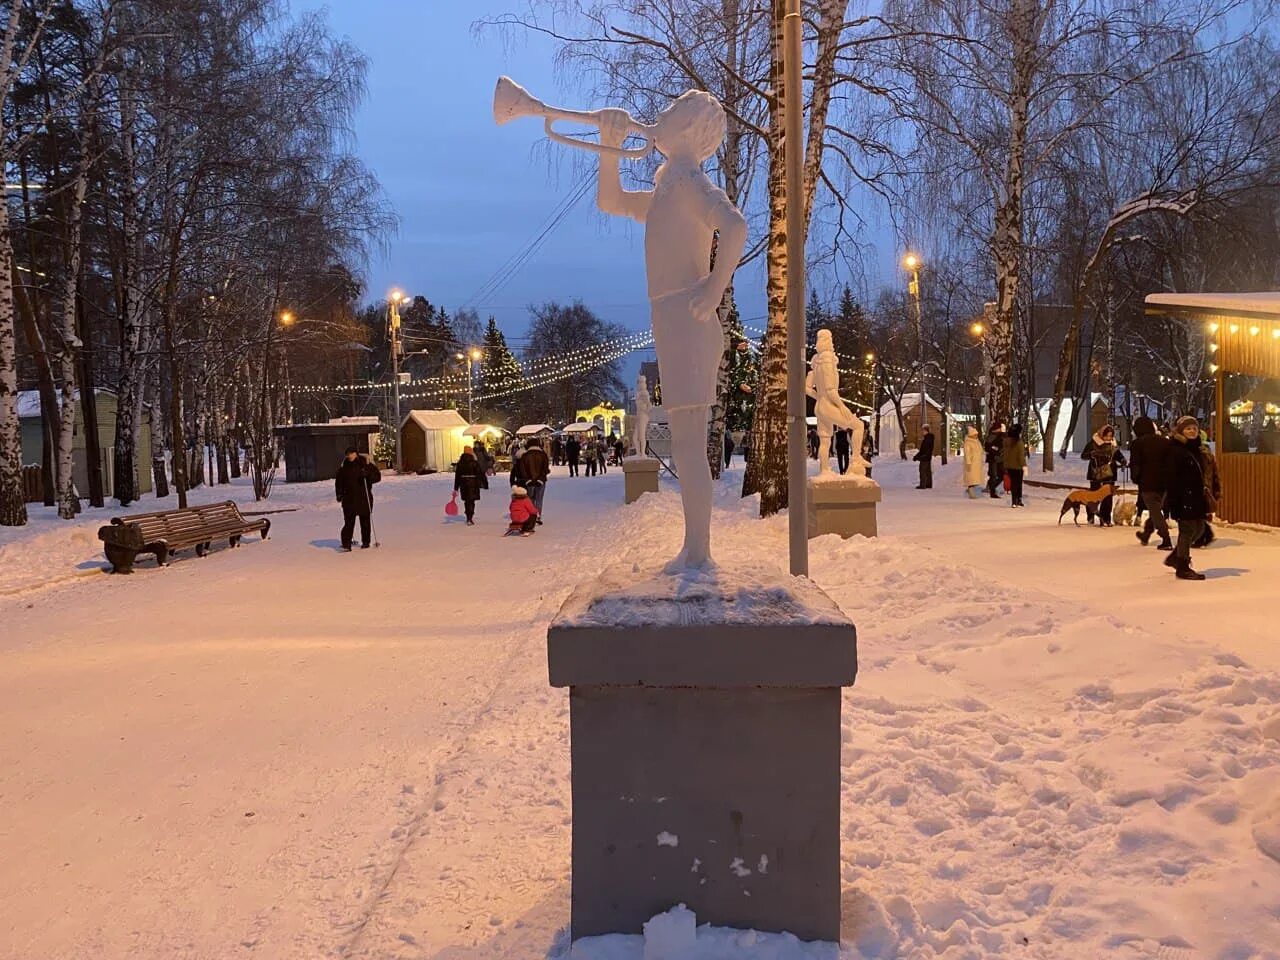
[1,454,1278,959]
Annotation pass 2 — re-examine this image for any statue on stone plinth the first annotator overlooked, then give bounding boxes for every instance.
[806,329,868,477]
[495,77,747,572]
[633,374,652,457]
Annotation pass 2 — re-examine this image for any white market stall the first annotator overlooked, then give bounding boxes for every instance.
[400,409,468,473]
[515,423,554,441]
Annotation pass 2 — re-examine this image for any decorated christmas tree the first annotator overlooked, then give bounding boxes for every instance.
[479,316,526,398]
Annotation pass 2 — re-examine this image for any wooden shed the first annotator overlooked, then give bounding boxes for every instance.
[18,389,154,499]
[274,417,381,483]
[401,409,468,473]
[1145,292,1280,527]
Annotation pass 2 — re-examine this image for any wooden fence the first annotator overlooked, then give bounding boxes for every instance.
[1218,453,1280,528]
[21,465,43,503]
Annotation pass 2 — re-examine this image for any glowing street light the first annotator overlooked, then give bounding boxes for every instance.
[970,321,985,337]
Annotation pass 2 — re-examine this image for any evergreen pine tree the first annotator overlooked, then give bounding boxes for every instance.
[805,288,826,351]
[725,320,761,435]
[479,317,525,397]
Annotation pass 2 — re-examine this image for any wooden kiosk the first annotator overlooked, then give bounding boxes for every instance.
[1145,292,1280,527]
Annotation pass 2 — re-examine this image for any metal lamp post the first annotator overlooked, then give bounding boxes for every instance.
[783,0,808,577]
[454,348,482,422]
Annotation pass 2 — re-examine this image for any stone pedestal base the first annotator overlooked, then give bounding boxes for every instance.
[622,456,661,504]
[548,567,858,943]
[807,476,881,539]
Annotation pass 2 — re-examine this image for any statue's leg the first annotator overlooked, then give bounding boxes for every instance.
[817,425,834,474]
[651,292,720,572]
[666,404,714,571]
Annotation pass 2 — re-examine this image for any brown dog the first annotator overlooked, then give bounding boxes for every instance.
[1058,484,1114,525]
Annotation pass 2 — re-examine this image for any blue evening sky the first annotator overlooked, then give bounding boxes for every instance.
[291,0,679,354]
[291,1,893,360]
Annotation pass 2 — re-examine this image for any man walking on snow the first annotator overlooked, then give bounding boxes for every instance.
[335,446,381,550]
[514,437,550,523]
[1130,415,1173,551]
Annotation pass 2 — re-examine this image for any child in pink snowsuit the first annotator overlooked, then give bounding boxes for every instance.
[507,486,539,535]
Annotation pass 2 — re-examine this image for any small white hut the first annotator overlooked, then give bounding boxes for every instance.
[400,409,468,473]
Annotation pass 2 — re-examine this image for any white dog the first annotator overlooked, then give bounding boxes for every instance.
[1112,499,1138,526]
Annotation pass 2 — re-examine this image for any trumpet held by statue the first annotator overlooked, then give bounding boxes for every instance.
[492,76,654,159]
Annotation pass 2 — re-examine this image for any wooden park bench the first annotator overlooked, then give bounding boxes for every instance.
[98,501,271,574]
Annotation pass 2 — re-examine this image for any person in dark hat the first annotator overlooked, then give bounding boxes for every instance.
[335,446,380,550]
[1162,416,1210,580]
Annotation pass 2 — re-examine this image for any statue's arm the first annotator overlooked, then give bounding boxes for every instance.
[701,185,747,287]
[597,158,652,224]
[593,108,652,223]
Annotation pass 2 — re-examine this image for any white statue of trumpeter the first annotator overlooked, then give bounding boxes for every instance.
[495,78,747,572]
[633,374,652,457]
[806,329,868,476]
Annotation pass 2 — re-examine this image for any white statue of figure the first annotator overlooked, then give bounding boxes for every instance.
[633,374,652,457]
[495,78,747,572]
[806,329,868,476]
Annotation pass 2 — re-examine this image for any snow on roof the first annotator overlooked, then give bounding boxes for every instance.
[17,391,42,418]
[1145,292,1280,318]
[515,423,553,436]
[17,388,119,418]
[327,416,381,427]
[563,422,601,434]
[402,409,467,431]
[878,392,943,415]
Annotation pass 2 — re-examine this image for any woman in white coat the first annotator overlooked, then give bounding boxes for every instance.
[962,426,985,498]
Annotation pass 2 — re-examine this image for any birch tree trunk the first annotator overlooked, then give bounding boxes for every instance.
[986,0,1037,431]
[113,78,146,505]
[742,0,790,513]
[742,0,844,514]
[0,199,26,526]
[53,145,92,518]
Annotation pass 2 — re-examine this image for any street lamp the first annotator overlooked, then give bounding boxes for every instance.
[456,348,483,421]
[902,253,926,447]
[388,289,410,471]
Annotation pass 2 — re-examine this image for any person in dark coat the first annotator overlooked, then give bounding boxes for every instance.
[453,445,488,525]
[984,423,1006,498]
[1002,423,1027,506]
[1163,416,1210,580]
[1193,439,1222,548]
[597,437,608,474]
[861,421,875,478]
[913,424,936,488]
[724,432,735,468]
[335,446,381,550]
[1130,415,1172,550]
[565,436,581,477]
[584,439,597,476]
[835,428,851,475]
[471,439,490,476]
[514,437,551,522]
[1082,424,1127,526]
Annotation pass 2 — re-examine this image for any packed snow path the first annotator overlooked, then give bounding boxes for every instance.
[1,458,1278,959]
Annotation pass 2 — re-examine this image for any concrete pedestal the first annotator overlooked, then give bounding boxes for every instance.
[622,456,661,504]
[807,475,881,539]
[547,568,858,943]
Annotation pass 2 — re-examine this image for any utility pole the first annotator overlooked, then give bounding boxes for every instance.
[389,290,408,472]
[904,254,926,447]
